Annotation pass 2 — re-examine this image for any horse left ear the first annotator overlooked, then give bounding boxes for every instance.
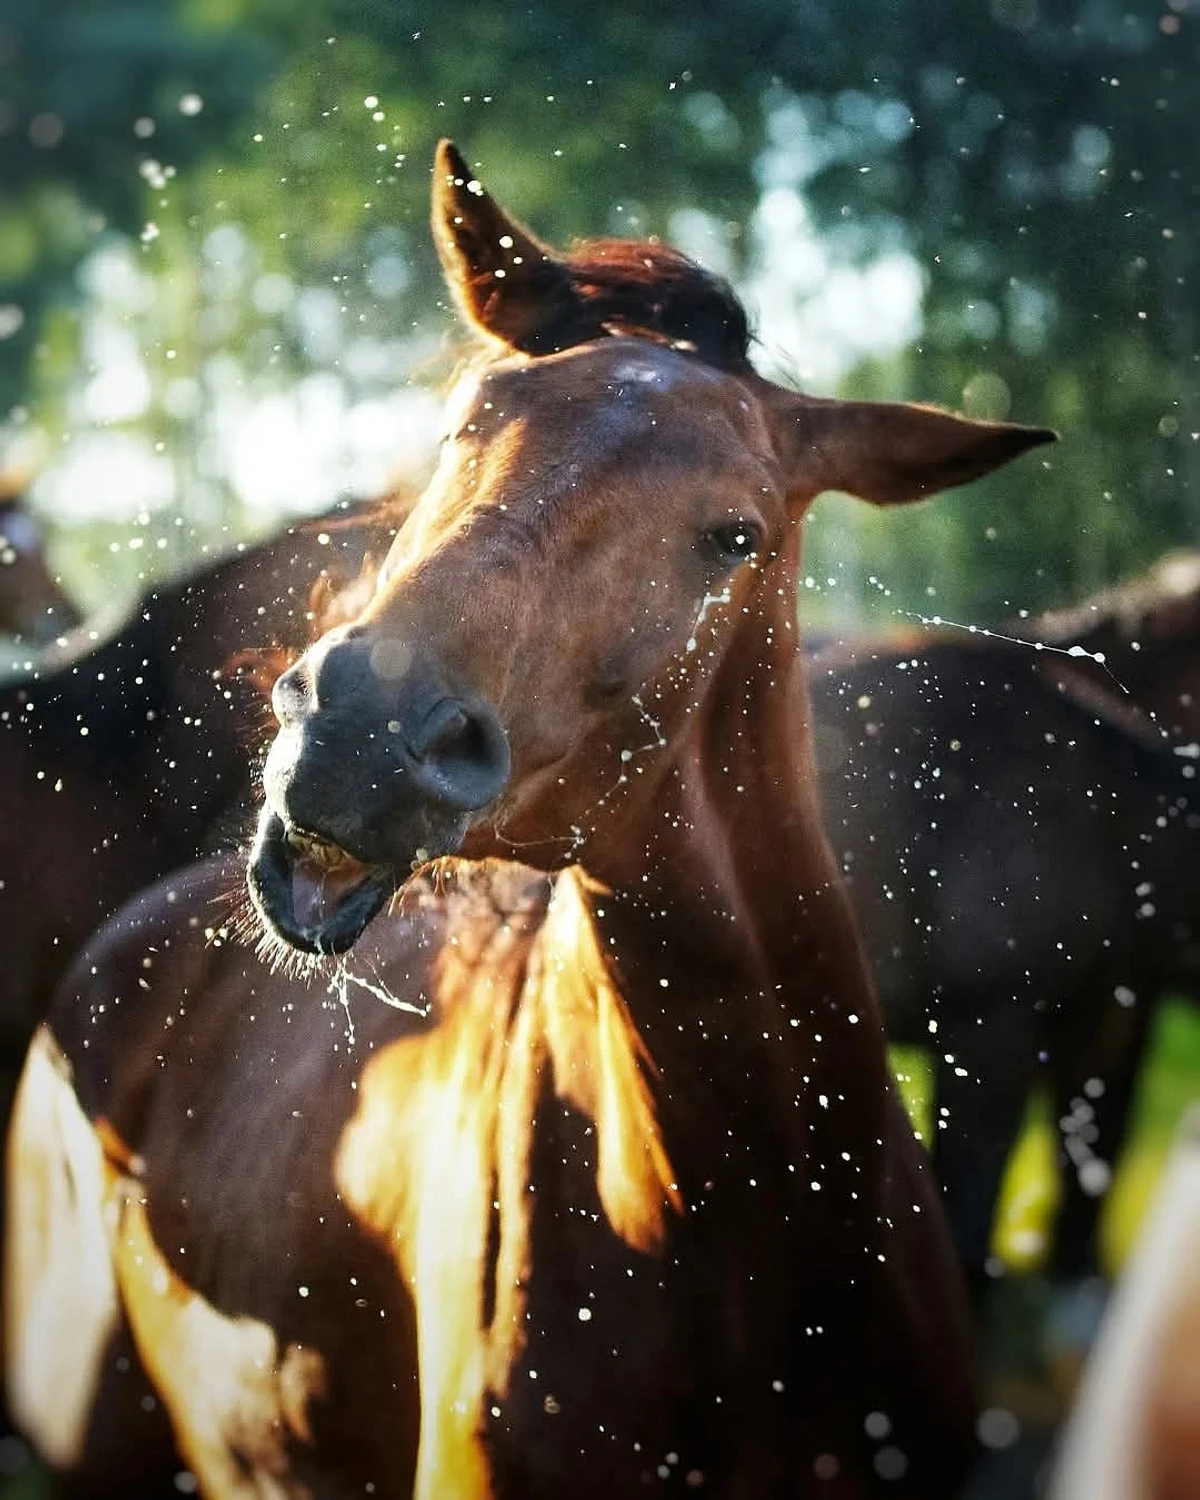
[431,140,584,353]
[771,391,1057,506]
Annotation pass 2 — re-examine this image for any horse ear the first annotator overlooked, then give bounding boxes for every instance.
[431,140,583,353]
[773,392,1056,506]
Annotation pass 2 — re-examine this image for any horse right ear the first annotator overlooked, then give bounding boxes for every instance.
[432,140,584,353]
[769,389,1057,507]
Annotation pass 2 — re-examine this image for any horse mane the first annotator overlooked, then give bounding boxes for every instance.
[337,863,679,1261]
[527,238,753,371]
[333,863,681,1482]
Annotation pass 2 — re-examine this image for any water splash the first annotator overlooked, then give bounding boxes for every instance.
[327,954,429,1044]
[629,691,668,749]
[904,611,1122,684]
[686,587,732,653]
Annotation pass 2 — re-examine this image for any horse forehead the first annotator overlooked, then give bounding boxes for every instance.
[460,341,741,417]
[471,343,769,475]
[597,343,722,394]
[430,346,779,540]
[547,339,734,405]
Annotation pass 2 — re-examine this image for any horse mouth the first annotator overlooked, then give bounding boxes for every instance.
[247,810,397,955]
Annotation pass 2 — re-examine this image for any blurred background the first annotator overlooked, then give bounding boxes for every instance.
[2,0,1196,629]
[1,2,1198,1492]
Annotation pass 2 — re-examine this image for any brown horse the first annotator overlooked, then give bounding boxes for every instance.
[0,490,82,647]
[6,141,1054,1498]
[809,631,1200,1292]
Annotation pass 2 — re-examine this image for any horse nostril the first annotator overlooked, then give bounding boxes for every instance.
[408,697,510,812]
[409,697,471,761]
[271,662,310,727]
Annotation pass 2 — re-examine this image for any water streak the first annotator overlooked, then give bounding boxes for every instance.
[327,955,429,1044]
[904,611,1122,684]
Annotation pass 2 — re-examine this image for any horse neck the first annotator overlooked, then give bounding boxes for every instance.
[572,528,889,1127]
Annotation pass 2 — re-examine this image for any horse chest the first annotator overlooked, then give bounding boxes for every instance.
[468,1085,835,1498]
[481,1229,795,1498]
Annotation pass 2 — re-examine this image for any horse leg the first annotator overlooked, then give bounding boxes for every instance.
[933,1000,1037,1302]
[869,1088,979,1495]
[1047,986,1157,1282]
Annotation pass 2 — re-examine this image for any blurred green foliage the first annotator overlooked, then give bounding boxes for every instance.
[891,997,1200,1280]
[0,0,275,412]
[1,0,1196,618]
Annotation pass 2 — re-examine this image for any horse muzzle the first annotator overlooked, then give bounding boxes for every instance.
[247,809,398,955]
[247,636,512,953]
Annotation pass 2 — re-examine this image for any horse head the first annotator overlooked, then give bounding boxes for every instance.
[249,140,1054,954]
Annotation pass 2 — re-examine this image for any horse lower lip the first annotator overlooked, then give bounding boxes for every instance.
[247,810,394,955]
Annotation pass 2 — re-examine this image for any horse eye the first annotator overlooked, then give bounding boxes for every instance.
[704,522,760,563]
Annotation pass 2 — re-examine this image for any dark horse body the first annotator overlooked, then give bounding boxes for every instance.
[810,632,1200,1287]
[0,504,380,1071]
[1030,549,1200,741]
[6,143,1053,1497]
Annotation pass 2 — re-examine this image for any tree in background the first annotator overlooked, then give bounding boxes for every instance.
[0,0,275,417]
[3,0,1196,621]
